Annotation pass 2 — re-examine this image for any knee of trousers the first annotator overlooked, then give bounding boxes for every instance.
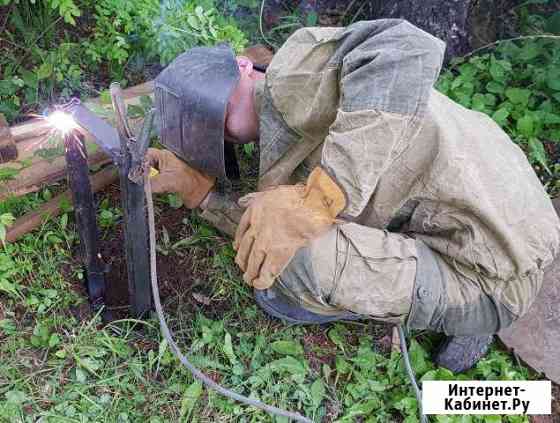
[407,241,517,336]
[276,223,418,322]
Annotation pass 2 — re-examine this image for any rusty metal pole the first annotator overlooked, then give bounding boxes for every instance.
[110,83,153,317]
[64,131,107,315]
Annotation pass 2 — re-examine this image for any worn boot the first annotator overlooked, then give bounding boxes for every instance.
[434,335,493,373]
[254,288,362,325]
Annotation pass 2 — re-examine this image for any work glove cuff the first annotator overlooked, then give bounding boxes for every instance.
[303,167,346,219]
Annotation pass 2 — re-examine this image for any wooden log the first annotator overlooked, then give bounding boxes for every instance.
[0,146,110,201]
[0,114,17,163]
[5,165,118,243]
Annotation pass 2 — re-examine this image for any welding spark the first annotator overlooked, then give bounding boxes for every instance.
[47,111,78,135]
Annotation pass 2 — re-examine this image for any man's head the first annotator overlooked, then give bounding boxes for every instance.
[224,56,264,144]
[154,45,264,179]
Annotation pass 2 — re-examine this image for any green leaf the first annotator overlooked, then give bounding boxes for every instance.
[166,193,183,209]
[335,356,351,374]
[5,390,27,404]
[528,138,550,174]
[270,340,304,356]
[484,93,497,106]
[243,143,255,156]
[180,381,202,420]
[341,399,377,419]
[223,332,237,365]
[306,11,318,26]
[483,416,502,423]
[36,62,53,80]
[267,356,307,376]
[492,108,510,125]
[42,188,52,201]
[127,104,145,119]
[75,367,87,383]
[489,59,505,82]
[408,339,431,375]
[60,213,68,229]
[517,114,535,138]
[518,41,540,62]
[0,213,15,227]
[80,357,102,372]
[471,93,487,111]
[0,167,20,181]
[48,333,61,348]
[545,11,560,34]
[505,88,531,106]
[328,325,346,352]
[544,112,560,124]
[546,68,560,91]
[310,378,325,408]
[99,90,112,105]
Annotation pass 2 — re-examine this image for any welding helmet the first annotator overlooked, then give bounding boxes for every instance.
[154,44,240,179]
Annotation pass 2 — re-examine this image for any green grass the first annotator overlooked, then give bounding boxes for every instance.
[0,191,535,423]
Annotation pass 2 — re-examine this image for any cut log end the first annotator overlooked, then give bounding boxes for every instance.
[0,142,18,163]
[0,114,17,164]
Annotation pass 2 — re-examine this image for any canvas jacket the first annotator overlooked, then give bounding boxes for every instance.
[251,19,560,319]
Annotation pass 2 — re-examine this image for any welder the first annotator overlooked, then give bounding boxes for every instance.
[147,19,560,372]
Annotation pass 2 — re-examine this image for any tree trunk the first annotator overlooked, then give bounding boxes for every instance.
[294,0,519,63]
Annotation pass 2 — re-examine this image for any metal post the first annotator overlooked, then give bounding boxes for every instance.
[110,83,153,317]
[64,131,107,314]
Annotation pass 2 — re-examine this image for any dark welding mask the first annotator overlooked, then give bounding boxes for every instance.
[154,45,241,179]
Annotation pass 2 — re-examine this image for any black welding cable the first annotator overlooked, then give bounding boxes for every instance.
[398,325,428,423]
[144,176,314,423]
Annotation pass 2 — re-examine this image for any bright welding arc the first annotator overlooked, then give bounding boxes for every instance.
[47,111,78,136]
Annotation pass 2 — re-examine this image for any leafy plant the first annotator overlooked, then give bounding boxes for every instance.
[98,198,122,229]
[46,0,81,25]
[0,248,22,299]
[148,1,248,65]
[437,37,560,195]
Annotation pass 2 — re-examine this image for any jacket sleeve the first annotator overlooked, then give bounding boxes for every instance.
[321,19,446,218]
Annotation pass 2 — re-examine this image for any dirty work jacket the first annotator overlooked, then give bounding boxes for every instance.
[248,19,560,323]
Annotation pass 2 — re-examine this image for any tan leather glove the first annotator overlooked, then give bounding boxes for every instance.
[145,148,215,209]
[233,167,346,289]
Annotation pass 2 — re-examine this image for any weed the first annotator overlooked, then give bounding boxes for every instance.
[0,213,15,245]
[98,198,122,230]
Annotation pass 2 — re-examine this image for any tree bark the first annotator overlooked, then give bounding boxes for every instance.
[294,0,518,63]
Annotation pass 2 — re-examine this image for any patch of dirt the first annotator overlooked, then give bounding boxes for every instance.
[303,330,337,373]
[62,183,236,322]
[102,210,189,309]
